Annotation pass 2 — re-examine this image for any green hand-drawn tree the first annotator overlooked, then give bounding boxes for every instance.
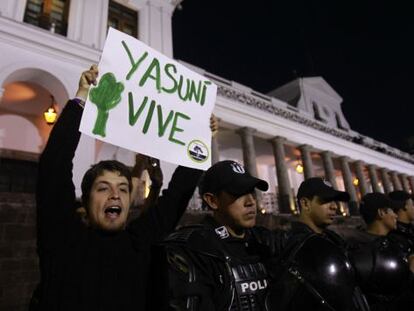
[89,72,124,137]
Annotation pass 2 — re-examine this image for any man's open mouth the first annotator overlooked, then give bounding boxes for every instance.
[104,206,122,218]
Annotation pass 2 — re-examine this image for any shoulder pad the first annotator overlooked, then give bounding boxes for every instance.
[164,225,227,259]
[387,233,413,255]
[164,225,206,244]
[250,227,288,257]
[324,229,347,249]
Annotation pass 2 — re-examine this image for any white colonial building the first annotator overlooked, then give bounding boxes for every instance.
[1,0,413,216]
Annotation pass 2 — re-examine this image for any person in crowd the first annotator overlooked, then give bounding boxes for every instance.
[130,153,163,210]
[35,65,217,310]
[388,190,414,250]
[346,193,413,311]
[164,160,277,310]
[266,177,370,311]
[74,152,163,224]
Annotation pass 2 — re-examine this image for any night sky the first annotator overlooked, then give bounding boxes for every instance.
[172,0,414,153]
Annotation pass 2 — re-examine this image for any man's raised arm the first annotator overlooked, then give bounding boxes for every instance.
[127,115,219,243]
[36,65,98,253]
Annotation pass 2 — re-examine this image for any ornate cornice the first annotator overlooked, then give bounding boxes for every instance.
[218,85,353,140]
[217,85,414,165]
[353,136,414,165]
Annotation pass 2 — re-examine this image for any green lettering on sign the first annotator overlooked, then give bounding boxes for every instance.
[157,105,174,137]
[142,99,156,134]
[122,40,148,81]
[139,58,161,92]
[128,92,148,126]
[169,112,191,146]
[161,63,178,94]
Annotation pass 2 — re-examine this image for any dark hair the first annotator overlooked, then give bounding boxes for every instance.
[359,204,392,225]
[81,160,132,208]
[391,201,406,212]
[359,203,378,224]
[359,193,394,225]
[388,191,411,212]
[297,195,316,212]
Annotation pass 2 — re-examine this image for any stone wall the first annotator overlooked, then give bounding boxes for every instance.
[0,193,38,311]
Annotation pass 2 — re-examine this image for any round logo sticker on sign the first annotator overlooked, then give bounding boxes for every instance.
[187,140,209,163]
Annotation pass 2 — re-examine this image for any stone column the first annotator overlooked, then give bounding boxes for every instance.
[0,0,27,21]
[237,127,263,208]
[211,136,220,164]
[409,176,414,193]
[270,137,292,214]
[321,151,338,189]
[340,157,358,215]
[299,144,314,179]
[380,168,393,193]
[237,127,258,176]
[390,171,403,191]
[400,174,411,193]
[367,164,382,193]
[354,160,368,196]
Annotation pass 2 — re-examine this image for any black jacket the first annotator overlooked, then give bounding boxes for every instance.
[347,230,414,311]
[267,222,369,311]
[36,100,202,311]
[164,216,278,311]
[389,221,414,255]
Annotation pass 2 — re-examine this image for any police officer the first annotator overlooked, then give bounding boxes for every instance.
[266,177,369,311]
[388,191,414,250]
[347,193,413,311]
[164,160,274,311]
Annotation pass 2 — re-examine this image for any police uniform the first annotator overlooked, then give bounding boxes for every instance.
[389,221,414,254]
[266,222,370,311]
[164,216,275,311]
[347,230,413,310]
[388,191,414,255]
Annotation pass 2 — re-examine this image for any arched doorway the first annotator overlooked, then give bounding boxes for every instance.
[0,68,69,153]
[0,68,69,193]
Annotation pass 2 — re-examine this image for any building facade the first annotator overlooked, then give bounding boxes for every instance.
[0,0,413,212]
[1,1,414,309]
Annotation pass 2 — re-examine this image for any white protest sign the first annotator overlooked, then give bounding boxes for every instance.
[79,28,217,170]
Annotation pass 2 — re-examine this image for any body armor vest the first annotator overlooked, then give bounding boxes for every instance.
[165,224,270,311]
[267,231,369,311]
[395,222,414,247]
[349,236,410,301]
[229,260,269,311]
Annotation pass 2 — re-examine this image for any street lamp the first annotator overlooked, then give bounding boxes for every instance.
[296,163,304,174]
[44,95,58,125]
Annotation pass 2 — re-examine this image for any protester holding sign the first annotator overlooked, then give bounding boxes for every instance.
[80,28,217,170]
[36,65,217,311]
[164,160,275,311]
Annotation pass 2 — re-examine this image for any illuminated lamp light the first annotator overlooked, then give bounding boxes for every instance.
[289,195,298,215]
[296,163,304,174]
[353,178,359,186]
[44,95,58,125]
